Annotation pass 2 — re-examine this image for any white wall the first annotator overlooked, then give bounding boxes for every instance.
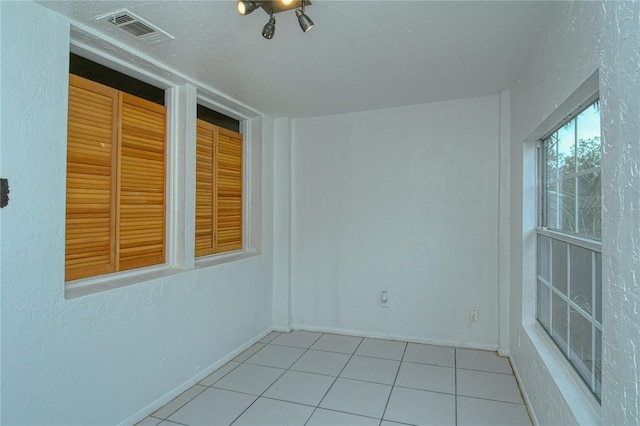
[289,96,502,348]
[0,2,274,425]
[509,1,640,424]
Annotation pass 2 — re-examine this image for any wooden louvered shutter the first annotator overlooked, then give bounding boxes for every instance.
[195,120,216,256]
[216,127,243,253]
[117,93,166,271]
[66,74,118,281]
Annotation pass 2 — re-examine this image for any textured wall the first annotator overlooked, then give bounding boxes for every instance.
[511,1,640,424]
[508,1,601,424]
[600,2,640,424]
[0,2,274,424]
[290,96,502,348]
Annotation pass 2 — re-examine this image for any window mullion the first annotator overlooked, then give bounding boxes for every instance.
[566,244,571,355]
[591,251,597,392]
[549,239,554,333]
[574,120,580,234]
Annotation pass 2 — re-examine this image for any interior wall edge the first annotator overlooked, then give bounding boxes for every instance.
[121,327,273,426]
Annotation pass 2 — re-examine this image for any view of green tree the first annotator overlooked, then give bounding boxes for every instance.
[544,102,601,240]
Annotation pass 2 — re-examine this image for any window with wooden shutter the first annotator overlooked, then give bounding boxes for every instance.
[66,75,118,281]
[118,93,166,271]
[195,120,216,257]
[195,119,243,256]
[65,74,166,281]
[216,127,243,252]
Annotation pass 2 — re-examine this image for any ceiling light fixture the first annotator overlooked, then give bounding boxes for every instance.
[295,1,313,33]
[237,0,314,40]
[262,11,276,39]
[237,0,260,16]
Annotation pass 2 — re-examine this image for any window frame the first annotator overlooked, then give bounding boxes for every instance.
[65,40,262,299]
[65,73,168,282]
[194,105,244,259]
[538,95,601,241]
[535,95,602,402]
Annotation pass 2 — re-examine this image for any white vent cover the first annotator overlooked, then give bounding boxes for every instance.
[94,10,173,45]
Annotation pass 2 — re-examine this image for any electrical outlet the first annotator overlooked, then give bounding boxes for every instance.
[380,291,390,308]
[470,307,479,322]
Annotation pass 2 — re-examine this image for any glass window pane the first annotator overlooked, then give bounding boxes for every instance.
[545,183,559,229]
[552,292,568,348]
[595,327,602,399]
[560,177,576,234]
[537,280,551,332]
[569,308,593,385]
[558,121,576,175]
[578,171,601,239]
[538,235,550,282]
[576,103,601,172]
[596,253,602,324]
[552,239,568,294]
[570,245,593,314]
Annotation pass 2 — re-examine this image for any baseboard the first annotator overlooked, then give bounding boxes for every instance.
[291,323,499,352]
[121,328,273,426]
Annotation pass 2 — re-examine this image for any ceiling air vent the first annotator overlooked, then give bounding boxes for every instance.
[94,10,173,45]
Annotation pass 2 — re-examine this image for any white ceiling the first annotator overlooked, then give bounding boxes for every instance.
[41,1,554,118]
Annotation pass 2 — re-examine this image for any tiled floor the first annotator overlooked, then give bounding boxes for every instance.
[137,331,531,426]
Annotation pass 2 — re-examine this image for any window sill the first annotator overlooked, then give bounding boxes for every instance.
[64,250,262,299]
[195,249,261,269]
[523,322,601,424]
[65,265,187,300]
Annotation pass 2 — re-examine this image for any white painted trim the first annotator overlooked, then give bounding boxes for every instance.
[498,90,511,356]
[195,250,261,269]
[536,228,602,253]
[120,328,274,426]
[510,353,540,426]
[65,265,186,299]
[272,118,293,330]
[524,71,599,143]
[520,323,601,425]
[166,84,198,270]
[292,324,499,352]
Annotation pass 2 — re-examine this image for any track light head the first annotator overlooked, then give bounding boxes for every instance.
[237,0,260,15]
[262,14,276,39]
[295,8,314,32]
[237,1,313,39]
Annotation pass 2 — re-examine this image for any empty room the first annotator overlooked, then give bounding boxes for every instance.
[1,0,639,425]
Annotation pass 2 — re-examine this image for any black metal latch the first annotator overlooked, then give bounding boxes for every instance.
[1,178,9,208]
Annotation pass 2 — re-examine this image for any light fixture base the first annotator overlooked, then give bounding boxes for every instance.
[260,0,311,14]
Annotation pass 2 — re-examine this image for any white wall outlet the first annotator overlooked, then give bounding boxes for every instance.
[470,307,479,322]
[380,291,390,308]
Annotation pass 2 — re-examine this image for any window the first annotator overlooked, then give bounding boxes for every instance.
[65,74,166,281]
[536,99,602,400]
[195,109,243,257]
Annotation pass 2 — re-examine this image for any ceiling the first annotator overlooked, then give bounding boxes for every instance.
[40,1,554,119]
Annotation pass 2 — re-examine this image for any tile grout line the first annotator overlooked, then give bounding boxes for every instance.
[154,385,209,421]
[228,331,320,425]
[225,335,282,425]
[379,341,408,425]
[304,334,366,426]
[153,332,527,426]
